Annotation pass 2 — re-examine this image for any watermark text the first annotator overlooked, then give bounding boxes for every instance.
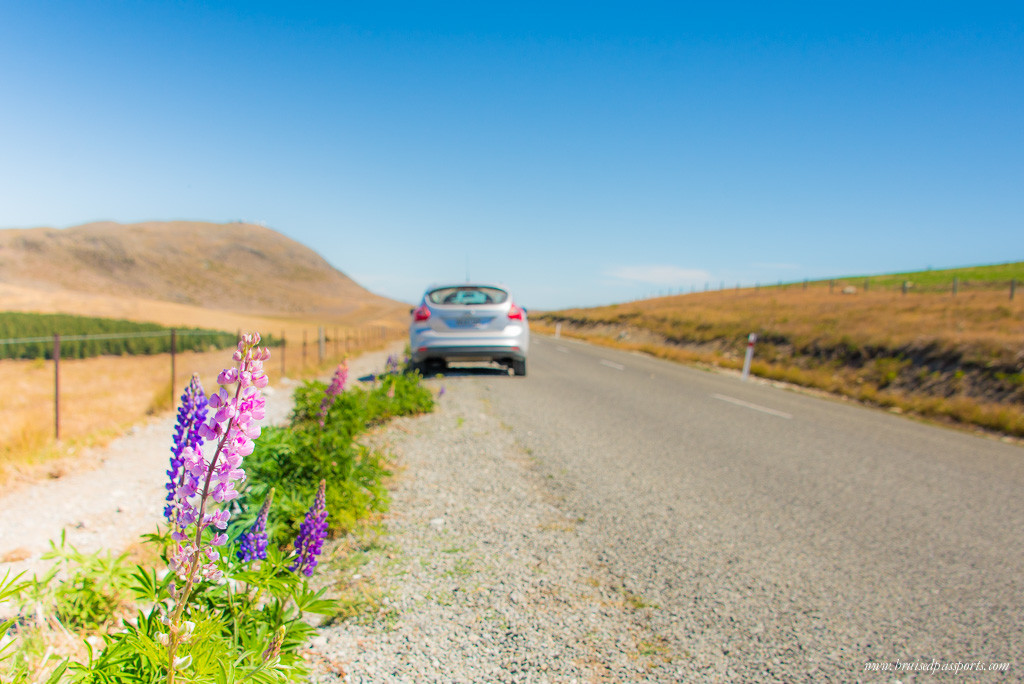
[864,658,1009,674]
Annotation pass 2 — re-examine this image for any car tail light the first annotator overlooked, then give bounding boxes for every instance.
[413,304,431,321]
[508,302,524,320]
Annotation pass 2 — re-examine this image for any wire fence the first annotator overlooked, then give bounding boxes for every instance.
[632,277,1020,301]
[0,324,400,441]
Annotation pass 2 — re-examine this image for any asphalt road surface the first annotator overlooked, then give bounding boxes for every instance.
[471,334,1023,680]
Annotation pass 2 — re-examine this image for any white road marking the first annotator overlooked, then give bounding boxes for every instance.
[711,393,793,419]
[600,359,625,371]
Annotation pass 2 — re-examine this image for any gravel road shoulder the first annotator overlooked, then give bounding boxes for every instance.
[307,377,682,683]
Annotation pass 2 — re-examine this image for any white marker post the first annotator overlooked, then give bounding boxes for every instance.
[555,322,562,339]
[741,332,757,381]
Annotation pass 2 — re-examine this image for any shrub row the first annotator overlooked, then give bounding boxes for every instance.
[236,360,435,545]
[0,312,259,360]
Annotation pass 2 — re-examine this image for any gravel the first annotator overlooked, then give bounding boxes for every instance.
[307,377,684,683]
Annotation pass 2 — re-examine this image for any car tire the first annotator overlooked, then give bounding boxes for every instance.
[512,359,527,376]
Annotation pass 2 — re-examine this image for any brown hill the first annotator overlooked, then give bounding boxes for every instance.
[0,221,407,330]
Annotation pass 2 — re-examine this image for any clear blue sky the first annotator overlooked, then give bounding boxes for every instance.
[1,2,1021,309]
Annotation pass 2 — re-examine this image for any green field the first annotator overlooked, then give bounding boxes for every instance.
[819,261,1023,293]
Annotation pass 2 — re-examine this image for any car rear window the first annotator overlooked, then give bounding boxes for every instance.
[427,286,509,305]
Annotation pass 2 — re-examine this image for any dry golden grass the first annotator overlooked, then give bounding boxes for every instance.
[552,285,1023,361]
[0,282,409,337]
[0,221,399,320]
[535,282,1024,438]
[0,328,403,488]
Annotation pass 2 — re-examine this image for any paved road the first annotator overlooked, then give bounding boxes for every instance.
[472,335,1023,680]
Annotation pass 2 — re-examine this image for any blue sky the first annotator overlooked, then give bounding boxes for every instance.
[1,2,1021,309]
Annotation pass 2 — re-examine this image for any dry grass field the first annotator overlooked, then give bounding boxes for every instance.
[0,220,413,485]
[0,329,401,488]
[538,267,1024,438]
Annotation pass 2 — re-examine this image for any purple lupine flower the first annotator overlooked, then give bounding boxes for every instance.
[168,333,270,584]
[437,385,446,398]
[166,374,208,521]
[318,361,349,428]
[289,479,328,577]
[237,487,274,562]
[385,354,399,375]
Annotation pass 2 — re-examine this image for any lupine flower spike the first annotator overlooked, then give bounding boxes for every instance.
[167,333,270,586]
[290,479,329,576]
[165,333,269,684]
[237,487,274,562]
[262,625,287,662]
[166,374,208,521]
[318,361,348,428]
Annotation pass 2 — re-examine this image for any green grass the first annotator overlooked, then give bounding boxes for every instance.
[826,261,1024,292]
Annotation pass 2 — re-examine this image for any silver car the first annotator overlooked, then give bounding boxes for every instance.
[409,283,529,376]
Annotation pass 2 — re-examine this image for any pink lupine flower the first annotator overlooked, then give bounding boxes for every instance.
[318,361,348,427]
[167,333,270,585]
[165,333,270,681]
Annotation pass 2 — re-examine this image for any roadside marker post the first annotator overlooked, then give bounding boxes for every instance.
[741,333,757,382]
[555,323,562,339]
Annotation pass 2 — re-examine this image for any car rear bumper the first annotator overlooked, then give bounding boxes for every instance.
[411,343,527,363]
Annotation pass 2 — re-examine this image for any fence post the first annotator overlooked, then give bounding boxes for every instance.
[864,279,869,292]
[902,281,909,295]
[829,279,835,294]
[170,329,177,408]
[318,326,325,364]
[1011,279,1017,301]
[281,331,286,377]
[53,334,61,440]
[302,330,307,369]
[953,277,959,296]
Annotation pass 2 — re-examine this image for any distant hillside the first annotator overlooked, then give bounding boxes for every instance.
[0,221,398,320]
[538,262,1024,437]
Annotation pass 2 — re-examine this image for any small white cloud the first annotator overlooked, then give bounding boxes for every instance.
[606,265,712,286]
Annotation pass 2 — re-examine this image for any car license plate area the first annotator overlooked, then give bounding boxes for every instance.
[448,316,494,329]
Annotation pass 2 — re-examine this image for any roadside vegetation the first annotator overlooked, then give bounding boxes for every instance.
[537,263,1024,437]
[0,339,434,682]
